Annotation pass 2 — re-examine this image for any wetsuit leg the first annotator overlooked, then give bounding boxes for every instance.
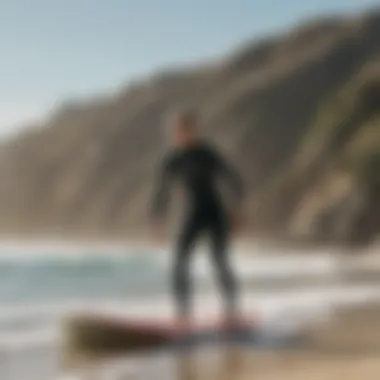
[208,212,238,316]
[173,212,204,318]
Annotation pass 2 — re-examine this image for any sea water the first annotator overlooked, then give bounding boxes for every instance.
[0,239,379,380]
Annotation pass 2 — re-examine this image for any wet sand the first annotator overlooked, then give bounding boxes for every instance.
[63,304,380,380]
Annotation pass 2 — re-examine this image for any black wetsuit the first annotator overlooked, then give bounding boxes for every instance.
[151,141,244,317]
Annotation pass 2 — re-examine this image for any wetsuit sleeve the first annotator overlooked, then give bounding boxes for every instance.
[211,148,245,203]
[150,153,175,220]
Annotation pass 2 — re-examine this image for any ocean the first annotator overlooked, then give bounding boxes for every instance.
[0,239,379,380]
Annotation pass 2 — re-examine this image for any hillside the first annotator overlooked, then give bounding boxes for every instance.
[258,61,380,246]
[0,9,379,244]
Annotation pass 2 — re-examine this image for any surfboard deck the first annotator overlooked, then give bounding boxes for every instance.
[65,314,258,354]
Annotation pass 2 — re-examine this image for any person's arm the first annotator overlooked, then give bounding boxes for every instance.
[209,145,245,232]
[150,153,175,222]
[212,147,245,207]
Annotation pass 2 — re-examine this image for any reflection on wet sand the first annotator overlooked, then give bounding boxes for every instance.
[176,346,245,380]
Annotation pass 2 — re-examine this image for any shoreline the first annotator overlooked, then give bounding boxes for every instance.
[0,230,378,254]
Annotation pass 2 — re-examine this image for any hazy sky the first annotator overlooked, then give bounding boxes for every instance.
[0,0,377,136]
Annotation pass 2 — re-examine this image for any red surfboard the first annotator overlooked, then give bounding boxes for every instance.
[66,314,257,353]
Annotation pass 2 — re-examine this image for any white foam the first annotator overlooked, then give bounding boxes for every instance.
[0,283,378,325]
[0,327,58,350]
[0,239,378,283]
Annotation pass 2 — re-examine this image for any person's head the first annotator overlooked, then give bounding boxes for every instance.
[166,108,199,148]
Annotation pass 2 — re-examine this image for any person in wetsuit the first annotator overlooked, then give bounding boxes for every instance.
[150,108,245,328]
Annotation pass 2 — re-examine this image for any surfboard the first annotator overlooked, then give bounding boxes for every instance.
[65,314,257,354]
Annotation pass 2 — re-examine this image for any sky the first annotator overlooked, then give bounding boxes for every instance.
[0,0,378,136]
